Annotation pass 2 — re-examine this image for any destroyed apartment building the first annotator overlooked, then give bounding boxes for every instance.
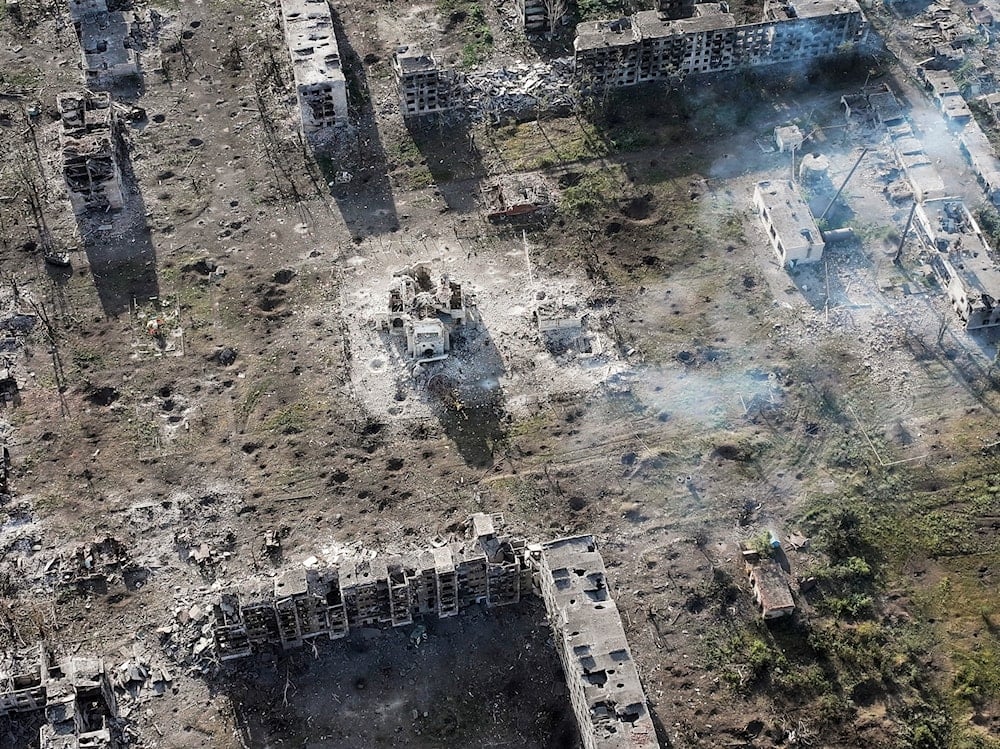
[279,0,349,140]
[536,536,659,748]
[57,90,125,215]
[376,262,478,363]
[69,0,140,85]
[917,200,1000,330]
[574,0,870,89]
[209,514,660,748]
[392,46,462,118]
[0,644,121,748]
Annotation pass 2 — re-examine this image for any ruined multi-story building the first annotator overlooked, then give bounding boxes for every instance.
[279,0,349,139]
[79,10,139,84]
[212,513,528,659]
[574,0,869,88]
[535,536,659,749]
[918,200,1000,330]
[392,46,462,118]
[57,91,125,215]
[0,645,120,748]
[210,515,660,748]
[515,0,551,32]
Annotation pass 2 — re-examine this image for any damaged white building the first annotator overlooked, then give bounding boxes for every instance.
[918,200,1000,330]
[279,0,349,139]
[753,179,825,267]
[377,262,478,363]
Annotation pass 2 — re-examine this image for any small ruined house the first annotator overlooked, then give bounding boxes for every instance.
[745,558,795,619]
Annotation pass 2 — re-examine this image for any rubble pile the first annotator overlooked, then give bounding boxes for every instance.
[464,57,575,119]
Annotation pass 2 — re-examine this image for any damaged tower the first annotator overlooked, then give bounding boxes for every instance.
[376,262,478,363]
[57,91,124,215]
[279,0,349,140]
[392,46,461,118]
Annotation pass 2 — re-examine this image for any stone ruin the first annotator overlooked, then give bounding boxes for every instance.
[57,91,124,215]
[375,262,479,364]
[0,644,121,748]
[207,513,660,749]
[68,0,140,86]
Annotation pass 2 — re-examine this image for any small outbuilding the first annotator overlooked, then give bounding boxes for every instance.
[774,125,804,153]
[753,180,825,267]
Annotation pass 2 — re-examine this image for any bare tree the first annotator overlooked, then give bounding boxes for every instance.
[544,0,568,35]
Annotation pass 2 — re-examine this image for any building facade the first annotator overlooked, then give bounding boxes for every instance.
[575,0,869,88]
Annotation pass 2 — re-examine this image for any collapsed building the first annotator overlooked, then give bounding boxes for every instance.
[516,0,550,32]
[375,262,478,363]
[0,645,120,748]
[574,0,870,88]
[212,514,526,657]
[743,555,796,618]
[753,179,825,267]
[57,91,125,215]
[68,0,140,85]
[210,514,660,748]
[392,46,462,118]
[917,200,1000,330]
[486,174,553,223]
[916,67,1000,205]
[279,0,349,139]
[844,84,947,202]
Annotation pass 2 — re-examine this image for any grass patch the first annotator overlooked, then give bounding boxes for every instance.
[262,403,310,435]
[558,168,623,215]
[437,0,493,68]
[484,117,610,172]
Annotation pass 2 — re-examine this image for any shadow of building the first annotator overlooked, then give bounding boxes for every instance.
[78,126,158,318]
[321,10,398,239]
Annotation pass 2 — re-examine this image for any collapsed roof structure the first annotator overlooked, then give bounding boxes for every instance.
[57,91,124,215]
[0,645,120,748]
[376,262,479,364]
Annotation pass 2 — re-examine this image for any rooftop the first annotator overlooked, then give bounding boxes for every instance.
[279,0,346,88]
[754,179,822,247]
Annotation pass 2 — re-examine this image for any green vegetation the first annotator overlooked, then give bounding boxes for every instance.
[704,490,1000,747]
[263,403,310,435]
[558,169,623,215]
[484,118,610,172]
[436,0,493,68]
[576,0,630,22]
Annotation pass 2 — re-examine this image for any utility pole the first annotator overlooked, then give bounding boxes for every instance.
[820,147,868,222]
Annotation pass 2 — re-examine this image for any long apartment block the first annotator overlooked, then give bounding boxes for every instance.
[211,515,661,748]
[212,513,528,658]
[575,0,870,88]
[279,0,349,137]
